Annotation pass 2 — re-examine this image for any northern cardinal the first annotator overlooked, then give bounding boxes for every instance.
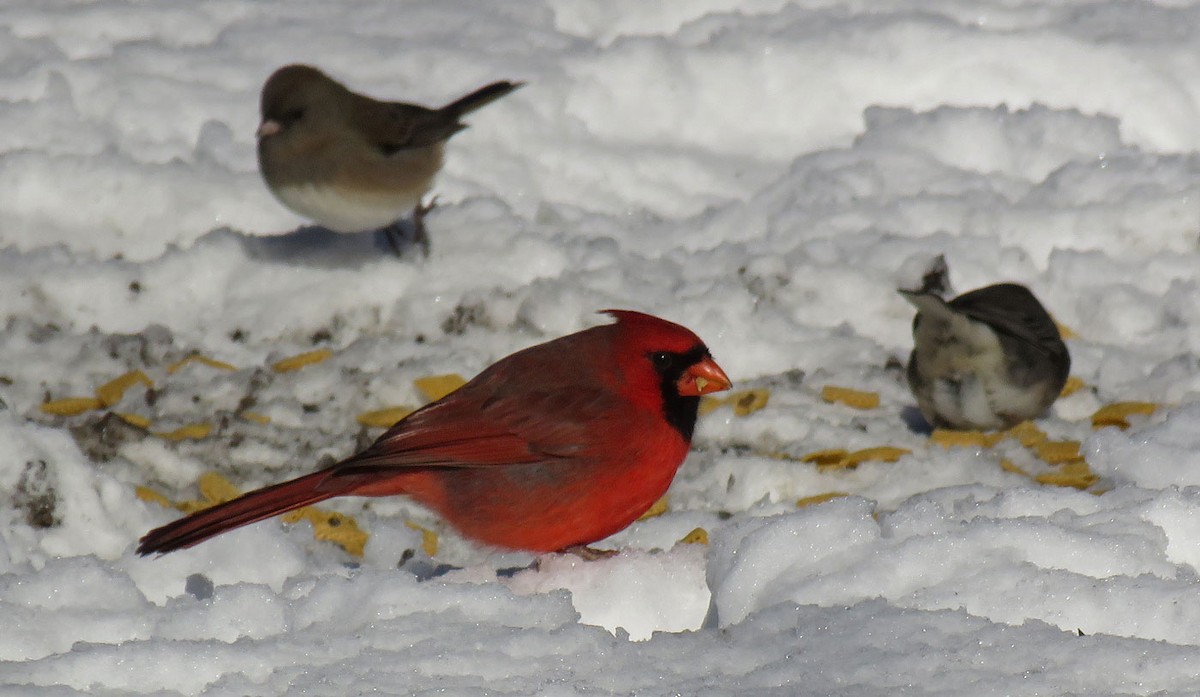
[256,64,523,254]
[901,281,1070,430]
[137,310,731,556]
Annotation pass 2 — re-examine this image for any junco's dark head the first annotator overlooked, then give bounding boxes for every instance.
[255,64,523,240]
[901,281,1071,431]
[258,65,343,136]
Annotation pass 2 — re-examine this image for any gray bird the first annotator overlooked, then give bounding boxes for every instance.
[256,64,523,255]
[901,282,1071,431]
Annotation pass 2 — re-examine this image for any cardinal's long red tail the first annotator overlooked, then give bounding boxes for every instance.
[137,470,350,555]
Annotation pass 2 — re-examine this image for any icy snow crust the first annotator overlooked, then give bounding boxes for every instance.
[3,0,1200,694]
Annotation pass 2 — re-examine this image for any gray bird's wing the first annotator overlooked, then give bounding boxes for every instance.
[948,283,1066,359]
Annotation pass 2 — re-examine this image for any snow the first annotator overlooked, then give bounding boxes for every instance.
[2,0,1200,694]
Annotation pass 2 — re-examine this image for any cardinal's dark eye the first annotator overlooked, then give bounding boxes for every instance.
[650,352,674,370]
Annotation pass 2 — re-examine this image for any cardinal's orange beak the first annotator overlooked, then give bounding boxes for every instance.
[678,356,732,397]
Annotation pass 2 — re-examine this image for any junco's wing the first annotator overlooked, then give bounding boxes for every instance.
[352,81,524,154]
[948,284,1064,357]
[352,101,461,153]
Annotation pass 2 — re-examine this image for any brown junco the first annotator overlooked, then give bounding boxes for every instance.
[256,64,523,255]
[901,281,1071,431]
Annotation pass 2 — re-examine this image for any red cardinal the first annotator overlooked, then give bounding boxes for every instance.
[137,310,731,556]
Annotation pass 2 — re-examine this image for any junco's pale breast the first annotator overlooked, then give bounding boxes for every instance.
[901,282,1070,431]
[256,64,523,253]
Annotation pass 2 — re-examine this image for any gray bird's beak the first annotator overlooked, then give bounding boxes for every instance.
[897,288,924,306]
[898,288,951,317]
[256,120,281,138]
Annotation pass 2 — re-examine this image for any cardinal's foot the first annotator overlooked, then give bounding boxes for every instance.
[561,545,619,561]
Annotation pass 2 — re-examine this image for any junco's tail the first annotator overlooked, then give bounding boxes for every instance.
[440,80,525,118]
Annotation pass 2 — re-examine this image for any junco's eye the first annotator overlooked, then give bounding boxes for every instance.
[283,107,305,124]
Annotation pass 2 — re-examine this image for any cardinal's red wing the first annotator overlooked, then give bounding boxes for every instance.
[329,386,627,478]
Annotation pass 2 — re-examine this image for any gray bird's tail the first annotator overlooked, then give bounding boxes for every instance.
[440,80,524,118]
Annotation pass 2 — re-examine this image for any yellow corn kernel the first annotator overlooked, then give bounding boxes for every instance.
[39,396,104,416]
[1059,376,1086,397]
[801,449,850,466]
[843,446,911,467]
[283,507,368,557]
[405,520,440,556]
[796,492,849,508]
[167,354,237,374]
[999,459,1032,478]
[730,389,770,416]
[135,486,174,508]
[929,429,1002,448]
[116,412,152,429]
[241,411,271,425]
[1034,440,1081,465]
[414,373,467,402]
[1055,321,1080,340]
[679,527,709,545]
[95,370,153,407]
[271,349,333,373]
[759,450,802,462]
[1036,460,1098,490]
[1005,421,1048,448]
[139,474,247,515]
[637,495,669,520]
[155,423,213,441]
[196,471,242,505]
[699,395,726,416]
[1091,402,1158,430]
[820,385,880,410]
[356,406,414,428]
[816,461,854,471]
[155,472,243,514]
